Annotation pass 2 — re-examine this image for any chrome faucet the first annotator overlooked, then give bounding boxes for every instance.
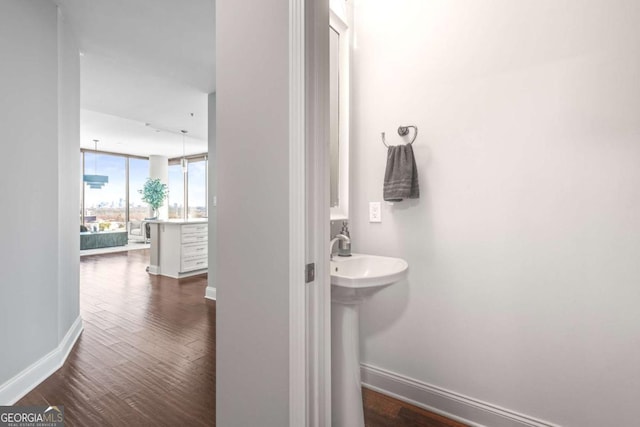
[330,233,350,260]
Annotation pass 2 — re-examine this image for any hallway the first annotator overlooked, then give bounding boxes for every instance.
[18,250,215,426]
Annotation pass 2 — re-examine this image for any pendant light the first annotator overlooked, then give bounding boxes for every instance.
[83,139,109,189]
[180,130,188,173]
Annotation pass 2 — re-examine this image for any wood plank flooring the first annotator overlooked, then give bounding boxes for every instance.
[363,388,468,427]
[17,249,466,427]
[18,250,215,426]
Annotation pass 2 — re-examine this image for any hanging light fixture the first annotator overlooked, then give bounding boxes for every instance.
[83,139,109,189]
[180,130,188,173]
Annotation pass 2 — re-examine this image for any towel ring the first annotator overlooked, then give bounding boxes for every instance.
[382,125,418,148]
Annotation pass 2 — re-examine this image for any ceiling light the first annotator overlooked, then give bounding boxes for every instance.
[181,130,188,173]
[83,139,109,189]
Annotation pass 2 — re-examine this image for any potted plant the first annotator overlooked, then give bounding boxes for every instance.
[139,178,168,219]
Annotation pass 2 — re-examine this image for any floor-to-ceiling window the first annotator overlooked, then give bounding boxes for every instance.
[188,157,207,219]
[83,152,127,229]
[128,157,150,221]
[81,151,208,227]
[168,154,208,220]
[167,163,185,219]
[81,151,149,229]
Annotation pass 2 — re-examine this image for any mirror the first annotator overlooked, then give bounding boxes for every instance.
[330,26,340,209]
[330,9,349,220]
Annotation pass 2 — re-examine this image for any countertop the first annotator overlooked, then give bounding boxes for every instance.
[145,219,208,225]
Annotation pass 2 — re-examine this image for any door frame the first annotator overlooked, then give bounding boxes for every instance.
[289,0,307,424]
[305,0,331,425]
[289,0,331,425]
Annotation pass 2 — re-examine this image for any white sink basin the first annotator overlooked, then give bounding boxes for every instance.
[330,253,408,427]
[331,253,408,289]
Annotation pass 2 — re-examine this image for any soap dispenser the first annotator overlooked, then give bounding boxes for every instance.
[338,221,352,257]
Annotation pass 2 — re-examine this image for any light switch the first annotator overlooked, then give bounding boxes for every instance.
[369,202,381,223]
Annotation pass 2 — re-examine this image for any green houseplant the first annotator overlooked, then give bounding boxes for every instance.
[139,178,168,219]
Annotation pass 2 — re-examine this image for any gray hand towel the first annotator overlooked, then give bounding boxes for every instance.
[383,144,419,202]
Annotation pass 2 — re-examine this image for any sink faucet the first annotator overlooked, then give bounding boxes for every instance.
[330,234,350,260]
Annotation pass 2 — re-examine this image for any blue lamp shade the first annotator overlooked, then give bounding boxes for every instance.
[83,174,109,189]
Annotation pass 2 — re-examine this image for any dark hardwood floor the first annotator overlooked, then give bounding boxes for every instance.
[18,249,466,427]
[18,250,215,426]
[363,388,467,427]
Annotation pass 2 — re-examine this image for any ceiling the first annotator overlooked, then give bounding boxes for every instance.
[56,0,215,157]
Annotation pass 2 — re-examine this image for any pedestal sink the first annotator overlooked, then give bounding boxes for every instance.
[331,253,408,427]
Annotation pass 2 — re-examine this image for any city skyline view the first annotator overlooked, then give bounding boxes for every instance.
[82,152,207,226]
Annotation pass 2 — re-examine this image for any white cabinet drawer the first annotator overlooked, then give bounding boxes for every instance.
[181,256,208,272]
[182,224,208,234]
[182,233,208,244]
[182,242,208,257]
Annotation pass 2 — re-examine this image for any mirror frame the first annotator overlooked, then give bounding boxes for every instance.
[330,5,350,220]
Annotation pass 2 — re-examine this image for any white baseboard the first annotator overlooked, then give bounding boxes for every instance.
[204,286,216,301]
[360,363,560,427]
[205,286,216,300]
[0,316,83,405]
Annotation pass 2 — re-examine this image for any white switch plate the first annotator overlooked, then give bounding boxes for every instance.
[369,202,381,223]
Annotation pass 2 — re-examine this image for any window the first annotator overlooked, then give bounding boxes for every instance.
[129,158,150,221]
[79,152,84,225]
[83,152,127,230]
[80,151,207,227]
[188,159,207,218]
[168,164,185,219]
[168,156,208,220]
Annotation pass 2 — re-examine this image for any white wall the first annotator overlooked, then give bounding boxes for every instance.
[57,7,81,342]
[216,1,290,425]
[351,1,640,426]
[0,0,61,384]
[0,0,81,403]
